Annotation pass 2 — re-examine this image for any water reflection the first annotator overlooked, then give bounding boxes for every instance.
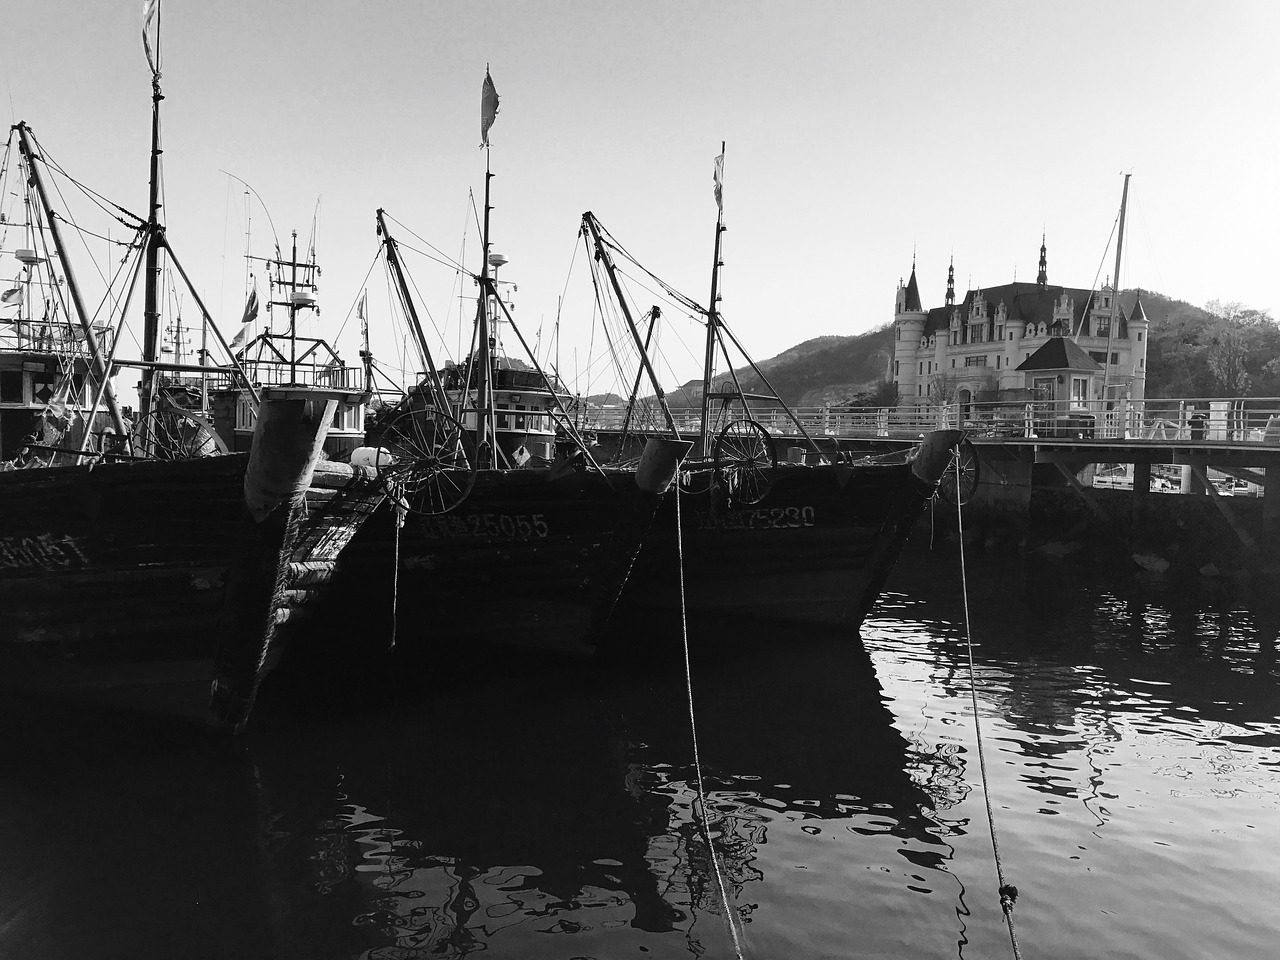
[246,629,949,958]
[3,542,1280,959]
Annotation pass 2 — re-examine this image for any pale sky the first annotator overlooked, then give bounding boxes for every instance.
[4,0,1278,395]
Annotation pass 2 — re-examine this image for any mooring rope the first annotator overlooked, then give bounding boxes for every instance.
[674,489,746,960]
[953,445,1024,960]
[389,497,405,652]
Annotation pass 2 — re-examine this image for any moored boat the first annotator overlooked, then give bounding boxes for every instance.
[579,183,961,633]
[0,5,383,730]
[326,108,956,654]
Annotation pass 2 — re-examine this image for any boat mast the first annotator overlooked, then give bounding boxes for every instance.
[137,10,167,446]
[697,142,726,458]
[582,212,679,437]
[473,153,496,466]
[1102,173,1130,398]
[13,123,130,438]
[377,209,449,411]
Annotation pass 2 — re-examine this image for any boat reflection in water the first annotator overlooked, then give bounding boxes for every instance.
[6,544,1280,959]
[246,624,948,958]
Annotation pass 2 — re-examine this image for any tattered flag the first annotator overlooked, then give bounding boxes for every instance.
[142,0,161,76]
[713,152,724,214]
[240,286,259,325]
[1,287,23,305]
[481,69,500,146]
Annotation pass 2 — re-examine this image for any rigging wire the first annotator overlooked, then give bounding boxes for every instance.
[328,248,383,345]
[953,448,1024,960]
[383,211,470,275]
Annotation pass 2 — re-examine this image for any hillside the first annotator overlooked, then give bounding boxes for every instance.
[667,327,895,408]
[592,290,1277,411]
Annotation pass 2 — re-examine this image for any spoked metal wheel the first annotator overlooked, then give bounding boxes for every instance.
[936,438,981,506]
[373,409,477,515]
[131,409,218,460]
[712,418,777,505]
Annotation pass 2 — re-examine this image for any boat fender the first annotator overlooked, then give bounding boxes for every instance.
[351,446,390,469]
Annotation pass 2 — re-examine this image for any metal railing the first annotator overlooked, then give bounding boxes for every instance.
[0,320,115,356]
[582,397,1280,443]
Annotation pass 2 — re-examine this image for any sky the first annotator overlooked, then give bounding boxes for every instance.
[4,0,1278,396]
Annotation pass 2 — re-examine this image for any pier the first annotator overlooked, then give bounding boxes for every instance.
[590,395,1280,564]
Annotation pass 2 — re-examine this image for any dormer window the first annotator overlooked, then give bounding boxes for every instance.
[1025,323,1035,337]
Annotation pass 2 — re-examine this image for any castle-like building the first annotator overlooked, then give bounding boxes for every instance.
[890,239,1150,409]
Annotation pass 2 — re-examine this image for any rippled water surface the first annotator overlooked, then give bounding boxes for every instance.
[3,542,1279,959]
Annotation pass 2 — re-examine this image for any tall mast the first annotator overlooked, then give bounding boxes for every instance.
[1103,173,1130,396]
[473,152,496,466]
[13,123,129,438]
[697,142,727,458]
[137,17,166,443]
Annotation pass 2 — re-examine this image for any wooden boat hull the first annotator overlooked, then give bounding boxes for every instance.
[0,454,383,725]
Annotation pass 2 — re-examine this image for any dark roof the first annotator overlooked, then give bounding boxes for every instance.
[1130,294,1148,324]
[903,268,922,311]
[1015,336,1104,372]
[921,281,1130,339]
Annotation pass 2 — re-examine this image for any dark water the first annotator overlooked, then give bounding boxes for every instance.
[3,542,1279,960]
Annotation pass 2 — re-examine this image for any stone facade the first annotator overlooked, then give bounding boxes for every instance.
[890,242,1149,409]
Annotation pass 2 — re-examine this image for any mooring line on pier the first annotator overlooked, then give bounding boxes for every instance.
[674,488,747,960]
[952,444,1025,960]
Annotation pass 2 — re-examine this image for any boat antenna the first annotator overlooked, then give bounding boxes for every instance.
[697,142,727,458]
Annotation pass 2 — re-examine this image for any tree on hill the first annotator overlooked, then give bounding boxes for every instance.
[1134,290,1279,397]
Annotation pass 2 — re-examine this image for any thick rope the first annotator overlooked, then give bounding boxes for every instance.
[674,490,746,960]
[953,445,1023,960]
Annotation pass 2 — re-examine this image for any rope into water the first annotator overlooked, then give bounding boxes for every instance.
[389,497,405,652]
[674,489,746,960]
[953,445,1024,960]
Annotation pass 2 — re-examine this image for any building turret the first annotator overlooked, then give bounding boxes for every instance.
[1128,291,1150,400]
[893,263,927,402]
[945,257,955,307]
[1037,234,1048,287]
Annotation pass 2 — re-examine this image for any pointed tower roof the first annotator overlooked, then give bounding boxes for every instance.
[1130,292,1149,324]
[1036,233,1048,287]
[903,264,922,312]
[945,257,955,307]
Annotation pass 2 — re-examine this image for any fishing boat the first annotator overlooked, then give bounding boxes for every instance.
[579,195,960,631]
[325,84,955,653]
[0,7,382,731]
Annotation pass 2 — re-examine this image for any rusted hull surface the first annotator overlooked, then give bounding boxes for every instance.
[0,455,383,711]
